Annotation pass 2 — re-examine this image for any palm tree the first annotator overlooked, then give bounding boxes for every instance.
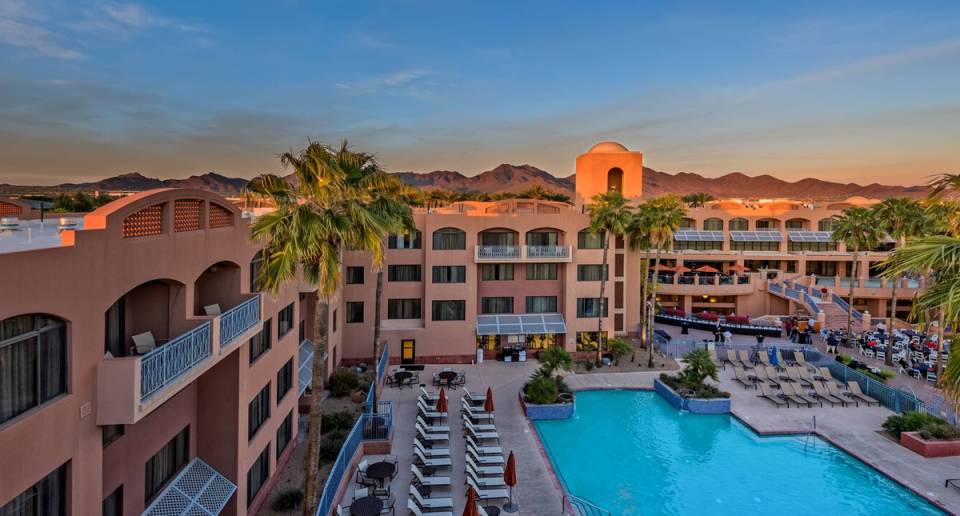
[626,203,653,351]
[244,141,395,516]
[872,198,925,365]
[586,191,631,366]
[682,192,715,208]
[830,207,882,341]
[643,196,686,367]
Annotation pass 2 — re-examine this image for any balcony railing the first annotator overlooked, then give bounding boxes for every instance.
[526,245,570,259]
[474,244,572,262]
[220,295,260,348]
[143,458,236,516]
[477,245,522,259]
[141,321,212,400]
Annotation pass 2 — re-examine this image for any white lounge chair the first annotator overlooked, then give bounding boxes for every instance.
[462,418,496,433]
[411,464,451,487]
[467,437,503,455]
[203,304,222,316]
[467,468,506,488]
[417,416,450,433]
[466,447,504,465]
[466,425,499,443]
[463,389,488,405]
[413,440,450,457]
[419,386,439,401]
[416,422,448,437]
[131,331,159,355]
[0,217,20,232]
[407,499,452,516]
[417,401,444,419]
[414,448,452,468]
[467,478,509,502]
[408,485,453,510]
[415,426,448,444]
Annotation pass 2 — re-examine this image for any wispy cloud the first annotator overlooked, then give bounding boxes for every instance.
[0,0,82,59]
[72,2,208,36]
[335,68,441,100]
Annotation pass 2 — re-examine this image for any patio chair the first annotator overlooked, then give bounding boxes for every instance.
[466,468,506,488]
[411,464,451,487]
[818,367,843,389]
[419,386,439,402]
[378,497,396,515]
[779,382,816,408]
[724,349,742,369]
[732,367,755,389]
[354,487,370,501]
[777,350,794,366]
[415,426,448,444]
[765,365,788,384]
[737,350,755,369]
[466,425,499,444]
[786,382,821,407]
[786,367,813,387]
[794,352,812,370]
[927,371,938,383]
[754,366,777,388]
[408,485,454,510]
[798,367,819,386]
[466,456,504,476]
[336,503,351,516]
[462,415,496,432]
[758,383,788,408]
[414,439,450,457]
[355,460,377,487]
[467,436,503,455]
[466,446,504,465]
[417,416,449,433]
[131,331,162,355]
[812,382,847,407]
[757,352,773,368]
[463,389,487,405]
[466,478,509,502]
[846,382,881,407]
[407,499,453,516]
[413,448,452,468]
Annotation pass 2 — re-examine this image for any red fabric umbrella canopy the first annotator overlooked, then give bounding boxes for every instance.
[728,263,751,272]
[484,387,495,413]
[695,265,719,273]
[504,450,517,487]
[672,265,692,273]
[650,264,674,271]
[436,388,448,413]
[462,486,479,516]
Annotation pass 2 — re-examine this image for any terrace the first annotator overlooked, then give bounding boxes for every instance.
[0,217,83,254]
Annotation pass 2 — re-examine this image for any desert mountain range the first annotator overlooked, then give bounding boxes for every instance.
[0,165,927,200]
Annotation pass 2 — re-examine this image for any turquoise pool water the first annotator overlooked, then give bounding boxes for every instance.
[534,390,943,515]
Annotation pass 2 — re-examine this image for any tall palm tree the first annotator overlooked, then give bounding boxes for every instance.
[643,195,686,367]
[830,207,882,341]
[872,198,925,365]
[682,192,714,208]
[586,191,632,366]
[244,141,394,516]
[626,203,653,351]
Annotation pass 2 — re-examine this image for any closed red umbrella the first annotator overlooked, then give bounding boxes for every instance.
[463,486,480,516]
[503,451,518,512]
[484,387,495,414]
[436,387,448,414]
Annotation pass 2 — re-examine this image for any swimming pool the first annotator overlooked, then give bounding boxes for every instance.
[534,390,943,515]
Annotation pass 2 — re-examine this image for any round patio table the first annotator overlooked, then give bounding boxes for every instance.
[438,371,457,386]
[393,371,413,386]
[484,506,501,516]
[350,496,383,516]
[366,461,395,487]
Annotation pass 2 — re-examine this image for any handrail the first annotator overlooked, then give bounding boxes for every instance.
[220,295,261,347]
[477,245,522,258]
[562,494,612,516]
[140,321,212,400]
[526,245,570,258]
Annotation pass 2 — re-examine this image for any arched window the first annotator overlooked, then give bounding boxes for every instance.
[1,314,67,424]
[432,227,466,250]
[703,218,723,231]
[680,218,696,230]
[729,218,748,231]
[755,218,779,230]
[785,218,809,230]
[250,250,264,292]
[607,168,623,193]
[479,229,517,246]
[818,218,835,232]
[577,229,605,249]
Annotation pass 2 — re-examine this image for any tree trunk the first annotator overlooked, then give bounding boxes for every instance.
[638,257,649,349]
[885,274,899,366]
[302,293,329,516]
[371,269,384,409]
[648,249,663,368]
[846,251,859,345]
[596,236,610,366]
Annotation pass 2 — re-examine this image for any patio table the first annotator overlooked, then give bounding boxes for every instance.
[393,371,413,387]
[365,461,395,487]
[438,371,458,387]
[350,495,383,516]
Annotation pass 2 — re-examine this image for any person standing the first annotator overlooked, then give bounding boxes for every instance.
[826,331,838,354]
[722,329,733,345]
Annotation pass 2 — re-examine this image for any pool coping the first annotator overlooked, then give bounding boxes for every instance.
[532,387,954,516]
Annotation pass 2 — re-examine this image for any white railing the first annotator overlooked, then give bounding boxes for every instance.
[220,295,260,348]
[140,322,212,400]
[526,245,570,259]
[475,245,572,261]
[477,245,522,259]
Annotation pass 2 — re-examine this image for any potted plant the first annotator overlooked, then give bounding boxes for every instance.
[655,349,731,414]
[883,412,960,457]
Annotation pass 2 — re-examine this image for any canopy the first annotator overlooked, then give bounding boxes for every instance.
[695,265,719,273]
[730,231,783,242]
[476,313,566,336]
[484,387,495,413]
[650,264,674,272]
[728,263,751,272]
[463,487,480,516]
[787,231,832,242]
[674,230,724,242]
[672,265,692,273]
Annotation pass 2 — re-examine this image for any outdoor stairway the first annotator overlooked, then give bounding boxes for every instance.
[767,280,855,329]
[818,302,851,330]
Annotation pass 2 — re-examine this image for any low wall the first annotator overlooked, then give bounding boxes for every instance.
[654,378,731,414]
[900,432,960,458]
[518,392,575,420]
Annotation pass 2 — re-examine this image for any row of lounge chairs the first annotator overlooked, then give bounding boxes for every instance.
[723,349,812,370]
[737,366,880,408]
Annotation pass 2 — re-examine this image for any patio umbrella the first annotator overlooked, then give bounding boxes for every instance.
[463,486,480,516]
[484,387,495,414]
[695,265,719,274]
[728,263,750,273]
[672,265,692,273]
[436,388,448,414]
[769,346,778,366]
[503,451,518,512]
[650,263,673,272]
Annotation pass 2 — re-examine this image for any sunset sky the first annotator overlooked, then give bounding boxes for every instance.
[1,0,958,185]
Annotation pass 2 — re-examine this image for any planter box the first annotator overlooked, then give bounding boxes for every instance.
[654,378,730,414]
[900,431,960,457]
[518,391,575,420]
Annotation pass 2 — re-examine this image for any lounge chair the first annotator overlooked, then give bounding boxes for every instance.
[413,448,452,468]
[417,416,450,433]
[417,402,444,419]
[411,464,451,487]
[780,382,816,408]
[812,382,846,407]
[462,416,496,432]
[794,352,812,370]
[818,367,843,389]
[733,367,755,389]
[466,426,500,444]
[846,382,881,407]
[466,456,504,476]
[203,304,222,316]
[419,386,439,402]
[464,389,488,405]
[777,350,794,366]
[466,436,502,454]
[407,499,453,516]
[798,367,819,386]
[757,352,773,368]
[413,440,450,457]
[466,447,504,465]
[462,407,496,423]
[738,350,755,369]
[786,382,821,407]
[765,366,786,386]
[467,468,506,488]
[466,478,509,502]
[415,426,448,444]
[408,485,454,510]
[758,383,788,408]
[724,349,742,369]
[786,367,813,387]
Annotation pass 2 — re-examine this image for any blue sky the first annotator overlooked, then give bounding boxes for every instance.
[1,0,958,185]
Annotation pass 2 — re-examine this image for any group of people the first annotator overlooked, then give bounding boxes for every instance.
[785,316,816,344]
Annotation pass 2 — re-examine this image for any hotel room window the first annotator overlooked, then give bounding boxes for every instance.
[577,264,608,281]
[249,319,272,363]
[387,299,422,319]
[277,359,293,402]
[525,296,557,313]
[388,230,422,249]
[248,384,270,440]
[0,314,67,425]
[388,264,422,282]
[577,298,608,318]
[247,445,270,506]
[432,265,466,283]
[526,263,557,280]
[346,302,364,323]
[481,297,514,314]
[577,229,605,249]
[480,263,513,280]
[345,266,364,284]
[432,300,466,321]
[2,462,68,516]
[145,427,189,503]
[276,411,293,460]
[278,303,295,338]
[432,228,466,250]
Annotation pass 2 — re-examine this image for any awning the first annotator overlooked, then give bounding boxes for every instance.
[298,339,318,396]
[674,230,724,242]
[787,231,832,242]
[476,313,566,336]
[730,231,783,242]
[143,458,237,516]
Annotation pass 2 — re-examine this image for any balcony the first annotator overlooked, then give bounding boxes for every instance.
[653,273,756,296]
[97,295,262,425]
[474,245,572,263]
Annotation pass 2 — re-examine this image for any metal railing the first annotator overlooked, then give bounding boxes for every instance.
[360,401,393,439]
[805,350,924,414]
[526,245,570,259]
[831,293,863,322]
[477,245,522,259]
[220,295,261,348]
[562,494,612,516]
[768,282,783,295]
[143,458,236,516]
[365,343,390,409]
[802,291,822,314]
[141,321,212,400]
[316,417,363,516]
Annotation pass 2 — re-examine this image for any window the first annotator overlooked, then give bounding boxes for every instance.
[105,297,125,357]
[145,426,189,503]
[615,313,624,332]
[577,229,605,249]
[607,167,623,192]
[525,296,557,313]
[755,219,777,230]
[387,299,421,319]
[0,314,67,425]
[277,359,293,402]
[577,264,607,281]
[2,462,67,516]
[480,230,516,246]
[674,240,724,251]
[346,302,364,323]
[680,218,696,229]
[788,241,838,252]
[432,266,465,283]
[785,219,807,230]
[481,297,514,314]
[388,230,422,249]
[432,300,466,321]
[278,303,294,338]
[298,319,305,342]
[276,411,293,460]
[577,298,608,318]
[525,230,559,246]
[526,263,557,280]
[250,250,264,292]
[103,424,124,447]
[615,281,624,309]
[432,228,466,250]
[247,445,270,506]
[332,309,337,333]
[703,218,723,231]
[728,218,748,231]
[249,319,272,363]
[248,384,270,440]
[388,264,422,282]
[615,254,624,277]
[480,264,513,281]
[818,218,835,232]
[345,266,364,284]
[731,241,780,252]
[103,486,122,516]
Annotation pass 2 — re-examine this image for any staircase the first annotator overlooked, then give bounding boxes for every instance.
[818,302,850,330]
[767,279,859,329]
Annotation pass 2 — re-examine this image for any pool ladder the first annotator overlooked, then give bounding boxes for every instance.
[803,416,817,452]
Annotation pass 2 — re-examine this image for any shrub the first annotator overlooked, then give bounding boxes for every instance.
[680,349,718,387]
[696,311,719,321]
[605,338,633,365]
[321,410,356,434]
[555,375,570,394]
[882,412,947,437]
[918,423,960,441]
[664,307,686,317]
[319,430,347,462]
[329,368,360,397]
[725,315,750,325]
[836,354,853,365]
[271,488,304,512]
[525,377,559,405]
[536,347,574,378]
[659,373,729,399]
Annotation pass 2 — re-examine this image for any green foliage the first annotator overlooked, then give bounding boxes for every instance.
[328,368,360,397]
[605,337,632,364]
[319,430,347,462]
[525,377,560,405]
[681,192,715,207]
[536,347,573,378]
[882,412,948,437]
[679,349,718,387]
[659,373,730,399]
[320,410,357,433]
[51,191,111,212]
[837,354,853,365]
[271,489,304,512]
[577,360,595,371]
[918,423,960,441]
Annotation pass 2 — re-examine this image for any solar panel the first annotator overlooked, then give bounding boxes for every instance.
[730,231,783,242]
[787,231,832,242]
[674,230,725,242]
[475,313,567,336]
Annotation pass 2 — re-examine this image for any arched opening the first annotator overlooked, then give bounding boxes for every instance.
[194,261,243,316]
[432,227,466,250]
[703,218,723,231]
[1,313,68,424]
[479,228,518,246]
[680,218,696,230]
[607,168,623,193]
[755,218,780,230]
[525,227,563,246]
[785,218,810,230]
[818,218,835,232]
[104,279,188,357]
[728,218,748,231]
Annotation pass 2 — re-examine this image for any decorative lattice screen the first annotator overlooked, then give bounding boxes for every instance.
[174,199,203,232]
[122,204,164,238]
[208,203,233,229]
